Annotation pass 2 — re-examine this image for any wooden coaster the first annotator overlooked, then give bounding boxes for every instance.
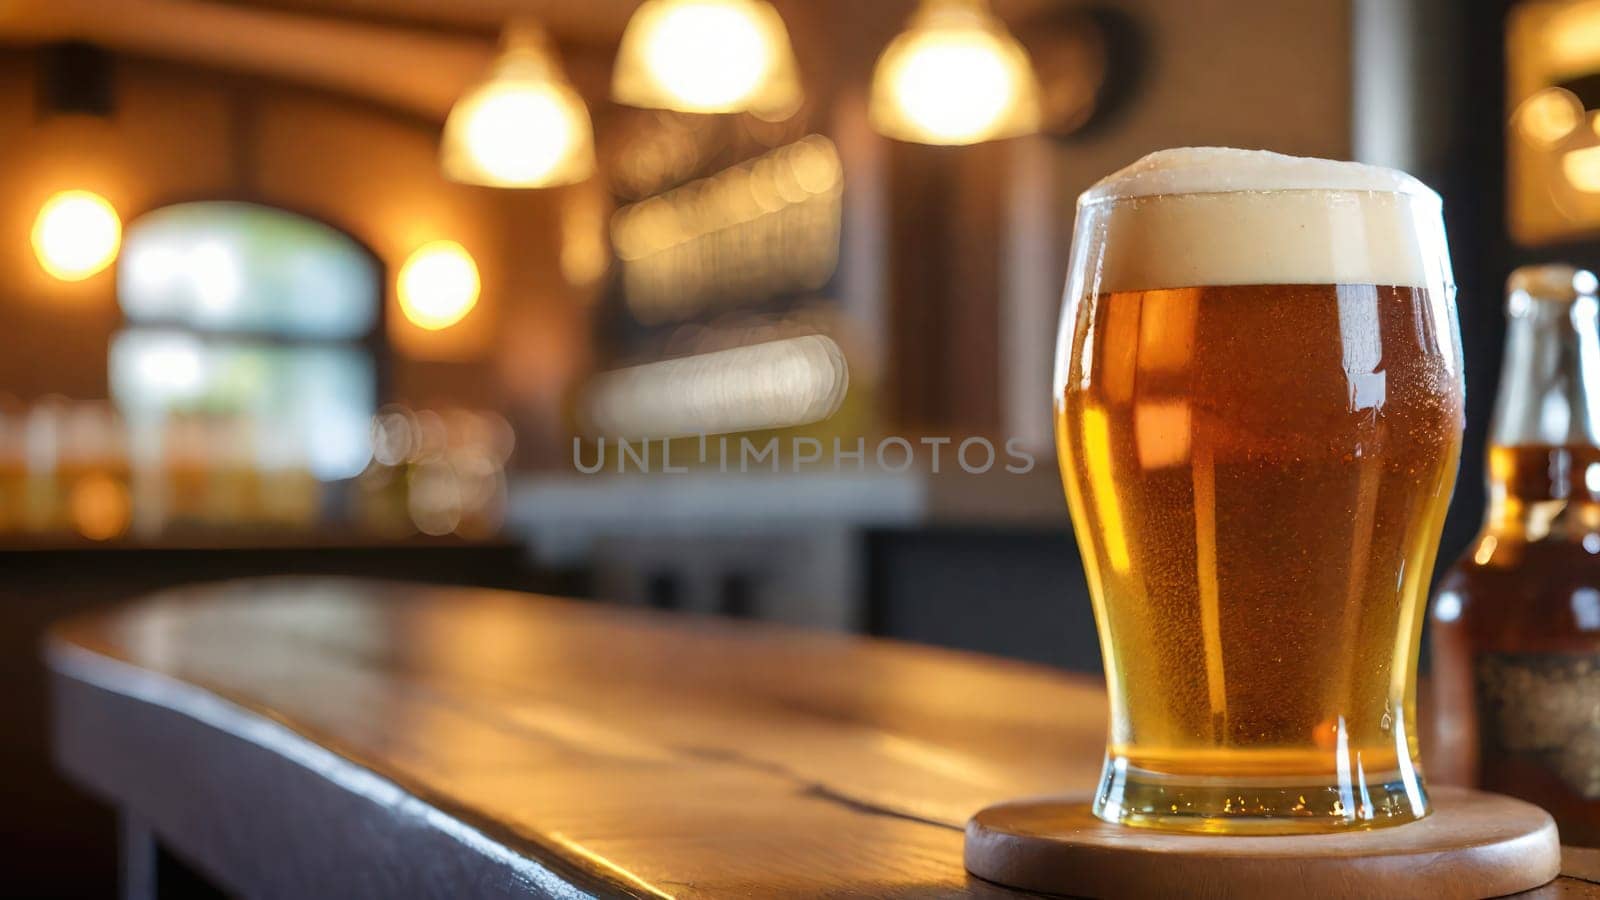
[965,786,1560,899]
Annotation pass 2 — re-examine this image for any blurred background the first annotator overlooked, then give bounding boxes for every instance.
[0,0,1579,893]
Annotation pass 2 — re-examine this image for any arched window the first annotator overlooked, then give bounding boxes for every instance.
[109,202,380,481]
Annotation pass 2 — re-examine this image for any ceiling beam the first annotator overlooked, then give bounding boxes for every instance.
[0,0,495,120]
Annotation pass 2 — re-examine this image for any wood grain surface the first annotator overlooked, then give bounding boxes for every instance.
[967,788,1561,899]
[43,578,1600,898]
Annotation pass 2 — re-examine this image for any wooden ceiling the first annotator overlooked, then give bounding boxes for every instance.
[197,0,640,45]
[207,0,1061,43]
[0,0,500,119]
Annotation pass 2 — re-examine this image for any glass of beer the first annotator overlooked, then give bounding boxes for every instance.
[1055,148,1464,833]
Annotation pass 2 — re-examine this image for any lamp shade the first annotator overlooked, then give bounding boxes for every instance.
[441,24,596,188]
[611,0,802,118]
[869,0,1041,146]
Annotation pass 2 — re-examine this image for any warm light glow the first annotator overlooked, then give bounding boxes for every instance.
[1473,535,1498,567]
[465,87,574,183]
[869,0,1041,146]
[408,459,463,536]
[441,24,596,188]
[32,190,121,281]
[1546,0,1600,71]
[888,34,1014,138]
[1563,145,1600,192]
[643,4,766,107]
[1516,87,1584,145]
[561,188,610,288]
[69,473,131,542]
[613,0,802,117]
[398,241,480,331]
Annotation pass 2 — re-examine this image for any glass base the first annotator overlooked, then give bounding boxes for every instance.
[1094,757,1429,834]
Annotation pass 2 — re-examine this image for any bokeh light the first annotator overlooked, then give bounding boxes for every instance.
[1516,87,1584,145]
[609,135,842,323]
[440,25,596,188]
[477,88,570,184]
[1544,0,1600,71]
[644,3,768,109]
[613,0,802,117]
[869,0,1041,146]
[397,241,480,331]
[32,190,122,282]
[1563,145,1600,192]
[446,81,592,187]
[407,459,462,536]
[69,473,131,541]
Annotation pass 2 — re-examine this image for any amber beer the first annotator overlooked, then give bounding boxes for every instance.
[1056,149,1464,833]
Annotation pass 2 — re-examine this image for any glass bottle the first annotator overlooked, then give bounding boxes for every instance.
[1431,263,1600,845]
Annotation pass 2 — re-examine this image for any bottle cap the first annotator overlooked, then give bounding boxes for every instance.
[1506,263,1598,316]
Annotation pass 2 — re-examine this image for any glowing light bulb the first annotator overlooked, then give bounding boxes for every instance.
[613,0,802,117]
[458,84,576,185]
[398,241,480,331]
[441,23,595,188]
[869,0,1041,146]
[645,3,767,108]
[32,190,121,281]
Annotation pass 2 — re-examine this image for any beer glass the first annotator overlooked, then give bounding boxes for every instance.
[1055,148,1464,833]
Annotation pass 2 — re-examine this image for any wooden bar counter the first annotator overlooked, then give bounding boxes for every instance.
[44,579,1600,898]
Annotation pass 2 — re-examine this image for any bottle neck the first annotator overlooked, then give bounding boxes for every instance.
[1486,296,1600,538]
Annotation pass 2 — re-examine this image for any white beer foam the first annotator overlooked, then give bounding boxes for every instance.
[1077,148,1449,292]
